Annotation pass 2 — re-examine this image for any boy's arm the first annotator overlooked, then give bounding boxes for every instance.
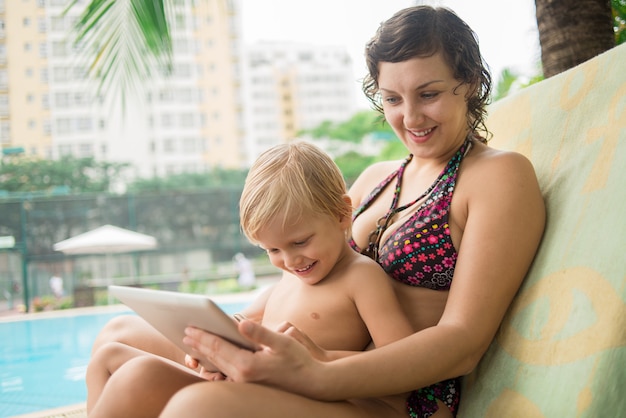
[235,282,275,323]
[351,260,415,348]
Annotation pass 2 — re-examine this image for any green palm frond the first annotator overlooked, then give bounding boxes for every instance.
[64,0,174,106]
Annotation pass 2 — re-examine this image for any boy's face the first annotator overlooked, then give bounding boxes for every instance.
[255,211,350,286]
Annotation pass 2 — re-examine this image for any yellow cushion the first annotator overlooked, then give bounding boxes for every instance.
[459,43,626,417]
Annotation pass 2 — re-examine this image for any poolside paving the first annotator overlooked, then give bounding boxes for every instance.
[11,403,87,418]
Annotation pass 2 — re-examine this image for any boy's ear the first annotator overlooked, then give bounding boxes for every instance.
[339,194,353,226]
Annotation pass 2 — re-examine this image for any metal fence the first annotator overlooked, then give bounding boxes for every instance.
[0,188,268,312]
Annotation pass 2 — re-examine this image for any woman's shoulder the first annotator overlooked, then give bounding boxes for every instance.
[349,158,406,201]
[465,141,537,179]
[459,142,542,205]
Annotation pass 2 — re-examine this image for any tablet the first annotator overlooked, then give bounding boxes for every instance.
[108,285,256,371]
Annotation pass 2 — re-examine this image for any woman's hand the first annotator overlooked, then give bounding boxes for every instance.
[183,320,327,398]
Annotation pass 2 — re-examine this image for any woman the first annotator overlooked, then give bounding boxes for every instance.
[89,6,545,417]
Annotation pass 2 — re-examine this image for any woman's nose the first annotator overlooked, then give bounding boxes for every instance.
[402,101,425,128]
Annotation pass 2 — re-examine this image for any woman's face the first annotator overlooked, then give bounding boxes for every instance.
[377,53,470,159]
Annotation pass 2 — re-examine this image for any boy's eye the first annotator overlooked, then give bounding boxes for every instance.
[294,236,311,246]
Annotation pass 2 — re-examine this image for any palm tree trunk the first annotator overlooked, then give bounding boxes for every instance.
[535,0,615,78]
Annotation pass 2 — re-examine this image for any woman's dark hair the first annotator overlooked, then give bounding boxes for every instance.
[363,6,492,141]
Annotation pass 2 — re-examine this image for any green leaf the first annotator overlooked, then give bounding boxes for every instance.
[64,0,173,107]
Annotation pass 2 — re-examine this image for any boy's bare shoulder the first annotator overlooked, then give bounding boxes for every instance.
[342,251,390,283]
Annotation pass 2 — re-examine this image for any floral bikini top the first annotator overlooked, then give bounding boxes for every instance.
[349,138,471,291]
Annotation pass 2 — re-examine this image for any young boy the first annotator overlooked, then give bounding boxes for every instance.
[86,142,413,416]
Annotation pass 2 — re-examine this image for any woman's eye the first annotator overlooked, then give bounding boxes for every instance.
[421,92,439,100]
[384,96,399,104]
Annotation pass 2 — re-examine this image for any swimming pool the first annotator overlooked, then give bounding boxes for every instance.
[0,301,249,418]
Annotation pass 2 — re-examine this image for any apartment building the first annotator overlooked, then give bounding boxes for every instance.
[242,41,357,165]
[1,0,359,180]
[0,0,245,180]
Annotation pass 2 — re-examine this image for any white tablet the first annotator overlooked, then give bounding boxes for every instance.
[108,285,256,371]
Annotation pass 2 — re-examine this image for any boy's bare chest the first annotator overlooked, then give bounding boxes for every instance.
[263,280,370,351]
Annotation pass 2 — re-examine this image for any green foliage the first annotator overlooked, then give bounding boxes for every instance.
[334,152,376,187]
[126,168,248,193]
[64,0,174,107]
[492,67,544,102]
[31,295,73,312]
[0,156,130,194]
[377,141,410,161]
[303,110,394,142]
[493,68,519,101]
[614,0,626,45]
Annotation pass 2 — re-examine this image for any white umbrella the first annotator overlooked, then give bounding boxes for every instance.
[53,224,157,255]
[53,225,158,302]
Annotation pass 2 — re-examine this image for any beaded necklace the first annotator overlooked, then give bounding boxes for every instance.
[360,137,472,262]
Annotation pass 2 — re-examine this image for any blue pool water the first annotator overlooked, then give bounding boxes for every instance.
[0,301,248,418]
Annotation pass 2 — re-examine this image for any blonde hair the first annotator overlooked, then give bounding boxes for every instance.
[240,141,351,242]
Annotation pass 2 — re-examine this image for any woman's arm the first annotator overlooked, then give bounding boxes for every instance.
[184,151,545,400]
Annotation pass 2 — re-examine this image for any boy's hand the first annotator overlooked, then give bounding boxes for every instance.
[275,321,330,362]
[198,367,228,381]
[185,353,227,380]
[184,354,200,370]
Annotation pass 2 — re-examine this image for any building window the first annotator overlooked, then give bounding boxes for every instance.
[0,122,10,143]
[179,113,195,127]
[78,143,93,157]
[23,18,30,27]
[76,117,92,132]
[163,138,176,152]
[0,69,6,87]
[55,92,70,107]
[53,66,69,82]
[51,16,65,32]
[161,114,173,127]
[74,92,88,106]
[43,120,51,135]
[56,118,72,134]
[58,144,72,156]
[52,41,67,57]
[182,137,196,153]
